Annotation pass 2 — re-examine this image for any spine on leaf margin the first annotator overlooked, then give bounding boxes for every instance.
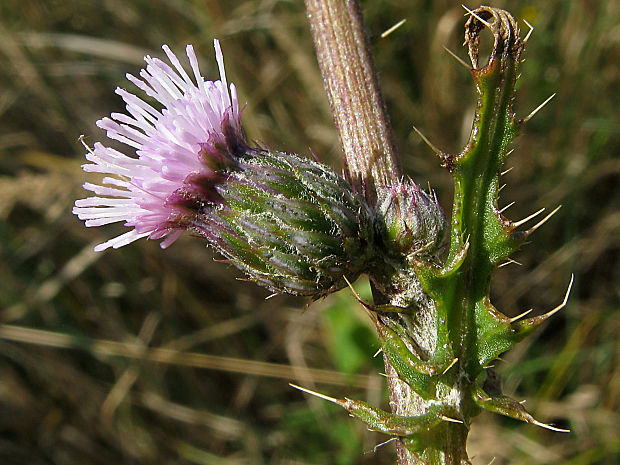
[298,6,569,465]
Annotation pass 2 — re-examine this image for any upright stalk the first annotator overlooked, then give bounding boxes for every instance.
[304,1,453,463]
[304,3,565,465]
[304,0,402,203]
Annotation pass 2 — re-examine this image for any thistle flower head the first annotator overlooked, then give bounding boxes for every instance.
[73,40,244,252]
[73,41,374,298]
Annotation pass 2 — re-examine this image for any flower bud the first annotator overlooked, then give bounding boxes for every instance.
[375,181,446,258]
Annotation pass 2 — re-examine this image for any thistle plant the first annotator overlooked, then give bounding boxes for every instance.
[73,3,571,464]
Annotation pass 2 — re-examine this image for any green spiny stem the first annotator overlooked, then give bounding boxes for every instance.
[364,8,532,463]
[441,6,525,382]
[302,3,565,465]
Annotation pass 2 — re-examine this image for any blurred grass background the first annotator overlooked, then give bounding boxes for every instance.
[0,0,618,464]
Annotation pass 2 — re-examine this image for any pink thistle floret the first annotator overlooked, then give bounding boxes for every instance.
[73,40,243,252]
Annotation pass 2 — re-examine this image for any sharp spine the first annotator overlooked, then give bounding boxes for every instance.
[289,383,342,405]
[443,45,472,69]
[462,5,493,28]
[523,93,556,123]
[412,124,447,159]
[538,274,574,319]
[512,207,546,228]
[523,19,535,43]
[381,19,407,38]
[509,308,533,323]
[498,201,516,214]
[526,205,562,234]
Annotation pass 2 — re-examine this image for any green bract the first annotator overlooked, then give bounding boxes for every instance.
[197,148,375,299]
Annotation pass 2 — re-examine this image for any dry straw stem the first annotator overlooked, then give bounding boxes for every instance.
[0,324,376,388]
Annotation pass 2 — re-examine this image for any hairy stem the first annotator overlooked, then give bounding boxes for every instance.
[304,2,463,464]
[304,0,402,204]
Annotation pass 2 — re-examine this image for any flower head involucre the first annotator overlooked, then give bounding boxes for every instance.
[73,40,244,252]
